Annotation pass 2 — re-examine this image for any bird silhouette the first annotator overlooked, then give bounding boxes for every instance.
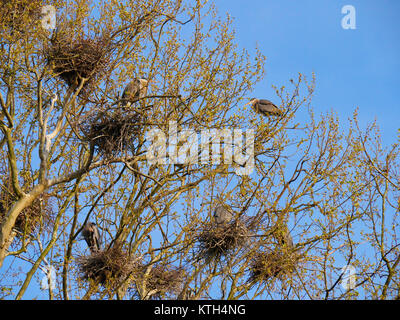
[213,205,234,226]
[81,222,101,253]
[274,225,294,249]
[245,98,282,117]
[121,78,150,108]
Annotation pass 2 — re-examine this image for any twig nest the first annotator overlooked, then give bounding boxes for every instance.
[78,246,137,287]
[80,108,142,158]
[197,219,249,262]
[0,0,42,35]
[249,249,299,282]
[134,264,185,299]
[44,32,113,94]
[0,178,53,237]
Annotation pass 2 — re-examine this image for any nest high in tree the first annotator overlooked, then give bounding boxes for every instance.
[133,263,185,300]
[197,219,249,262]
[249,249,299,283]
[78,245,137,287]
[0,178,53,238]
[45,33,112,95]
[0,0,42,35]
[80,108,143,158]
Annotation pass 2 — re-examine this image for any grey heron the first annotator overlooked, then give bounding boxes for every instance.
[281,231,293,248]
[274,227,294,249]
[213,205,234,226]
[82,222,101,253]
[121,78,150,107]
[245,98,282,117]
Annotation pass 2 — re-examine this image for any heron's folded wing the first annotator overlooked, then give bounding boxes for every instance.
[260,103,281,115]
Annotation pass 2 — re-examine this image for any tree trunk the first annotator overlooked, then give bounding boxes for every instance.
[0,184,45,268]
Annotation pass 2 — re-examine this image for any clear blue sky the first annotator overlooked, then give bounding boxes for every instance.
[218,0,400,144]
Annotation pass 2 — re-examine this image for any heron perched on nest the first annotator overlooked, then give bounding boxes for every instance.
[121,78,150,108]
[273,225,294,249]
[245,98,282,117]
[213,205,234,226]
[82,222,101,253]
[280,231,294,248]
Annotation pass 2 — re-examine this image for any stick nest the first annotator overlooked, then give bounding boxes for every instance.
[0,0,42,34]
[44,33,113,95]
[249,249,299,282]
[78,246,137,287]
[134,264,185,299]
[197,220,249,261]
[80,108,143,158]
[0,178,53,237]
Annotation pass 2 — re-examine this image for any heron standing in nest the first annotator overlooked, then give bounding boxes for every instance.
[245,98,282,117]
[213,205,234,226]
[82,222,101,253]
[273,226,294,249]
[121,78,150,108]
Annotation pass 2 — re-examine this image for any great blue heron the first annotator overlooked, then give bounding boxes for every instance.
[274,226,294,249]
[213,205,234,226]
[121,78,150,107]
[245,98,282,117]
[82,222,101,253]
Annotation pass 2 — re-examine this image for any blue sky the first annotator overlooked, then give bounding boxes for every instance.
[218,0,400,144]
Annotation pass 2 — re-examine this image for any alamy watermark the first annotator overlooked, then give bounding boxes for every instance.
[40,265,56,291]
[145,121,255,176]
[341,5,356,30]
[341,265,356,290]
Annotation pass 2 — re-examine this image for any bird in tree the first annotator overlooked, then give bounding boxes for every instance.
[81,222,101,253]
[121,78,150,108]
[245,98,282,117]
[281,230,293,248]
[274,225,294,249]
[213,205,234,226]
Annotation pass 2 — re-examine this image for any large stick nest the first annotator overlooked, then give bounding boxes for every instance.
[249,249,299,282]
[133,263,185,299]
[0,0,42,35]
[78,246,137,287]
[197,219,249,261]
[80,108,143,158]
[0,178,54,237]
[44,32,113,95]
